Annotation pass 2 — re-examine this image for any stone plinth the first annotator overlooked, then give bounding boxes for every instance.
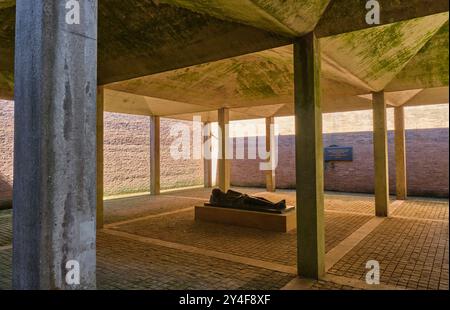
[195,205,296,232]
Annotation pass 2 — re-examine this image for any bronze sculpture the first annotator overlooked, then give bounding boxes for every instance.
[206,188,292,214]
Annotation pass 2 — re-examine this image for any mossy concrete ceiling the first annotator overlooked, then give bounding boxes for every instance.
[386,21,449,91]
[321,13,448,92]
[0,0,448,122]
[0,0,291,99]
[105,13,448,119]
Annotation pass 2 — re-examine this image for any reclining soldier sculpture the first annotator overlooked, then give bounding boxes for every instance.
[206,188,289,213]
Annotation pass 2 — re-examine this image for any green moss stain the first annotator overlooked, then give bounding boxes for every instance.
[323,13,449,87]
[393,21,449,87]
[144,48,293,100]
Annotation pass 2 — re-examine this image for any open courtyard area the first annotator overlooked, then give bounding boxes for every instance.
[0,0,449,296]
[1,187,447,290]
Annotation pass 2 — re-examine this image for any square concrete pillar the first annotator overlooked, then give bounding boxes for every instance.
[294,32,325,280]
[394,106,407,200]
[372,91,390,216]
[218,108,231,192]
[265,117,276,192]
[150,116,161,195]
[203,122,213,188]
[13,1,98,289]
[97,88,104,229]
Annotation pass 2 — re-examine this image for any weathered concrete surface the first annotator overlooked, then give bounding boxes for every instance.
[372,92,390,217]
[316,0,449,37]
[0,1,289,94]
[321,13,448,92]
[150,116,161,195]
[97,88,105,229]
[294,33,325,279]
[394,106,407,200]
[160,0,330,36]
[387,22,449,91]
[101,12,448,120]
[13,1,97,289]
[97,0,290,84]
[218,108,231,192]
[0,1,448,106]
[195,205,296,233]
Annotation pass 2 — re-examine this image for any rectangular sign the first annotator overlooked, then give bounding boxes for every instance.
[324,147,353,161]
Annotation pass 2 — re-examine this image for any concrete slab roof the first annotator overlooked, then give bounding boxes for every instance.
[0,1,448,122]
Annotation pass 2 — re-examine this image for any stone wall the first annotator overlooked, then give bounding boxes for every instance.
[231,128,449,197]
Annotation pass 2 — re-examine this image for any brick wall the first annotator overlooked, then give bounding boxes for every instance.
[231,128,449,197]
[0,100,204,199]
[97,113,204,195]
[1,100,449,199]
[0,101,13,200]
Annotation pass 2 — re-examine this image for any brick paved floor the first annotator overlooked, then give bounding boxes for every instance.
[0,215,12,247]
[0,234,294,290]
[392,199,449,221]
[97,232,294,290]
[0,189,448,290]
[0,248,11,289]
[104,187,262,224]
[310,280,360,290]
[251,190,382,215]
[114,209,372,266]
[104,195,204,225]
[328,217,449,290]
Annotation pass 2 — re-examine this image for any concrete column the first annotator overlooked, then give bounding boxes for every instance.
[265,117,276,192]
[97,88,104,229]
[394,106,407,200]
[372,91,390,217]
[150,116,161,195]
[294,32,325,279]
[218,108,230,192]
[203,122,213,188]
[13,1,98,289]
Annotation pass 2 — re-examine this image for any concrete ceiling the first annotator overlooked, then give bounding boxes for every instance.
[158,0,331,36]
[0,0,448,123]
[103,13,448,120]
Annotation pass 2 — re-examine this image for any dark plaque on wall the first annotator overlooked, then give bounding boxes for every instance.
[324,146,353,161]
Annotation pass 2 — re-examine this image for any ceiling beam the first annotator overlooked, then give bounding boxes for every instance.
[316,0,449,37]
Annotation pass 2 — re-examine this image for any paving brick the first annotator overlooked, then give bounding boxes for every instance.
[328,215,449,290]
[0,193,447,290]
[114,207,372,266]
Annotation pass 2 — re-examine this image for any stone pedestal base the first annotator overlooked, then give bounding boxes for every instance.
[195,205,296,232]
